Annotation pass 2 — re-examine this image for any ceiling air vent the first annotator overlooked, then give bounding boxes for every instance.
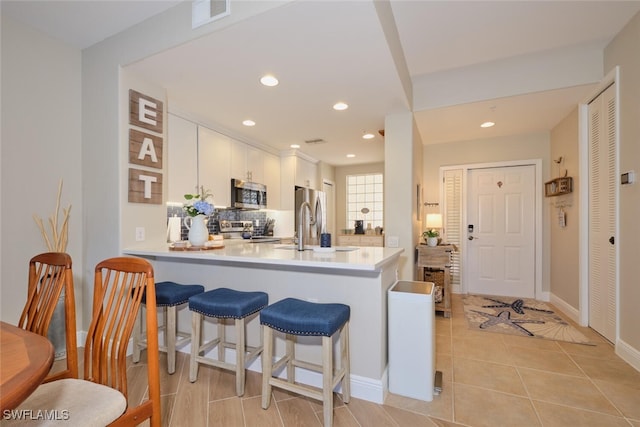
[304,138,327,145]
[192,0,230,29]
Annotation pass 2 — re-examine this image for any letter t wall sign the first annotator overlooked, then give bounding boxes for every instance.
[128,89,163,204]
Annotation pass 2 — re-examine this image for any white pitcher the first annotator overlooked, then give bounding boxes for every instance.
[183,215,209,247]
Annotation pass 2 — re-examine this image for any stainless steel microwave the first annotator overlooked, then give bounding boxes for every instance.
[230,178,267,209]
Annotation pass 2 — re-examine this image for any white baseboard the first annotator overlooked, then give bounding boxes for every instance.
[549,293,581,325]
[616,338,640,373]
[547,296,640,371]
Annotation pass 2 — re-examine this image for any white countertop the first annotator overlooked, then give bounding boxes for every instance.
[123,240,403,272]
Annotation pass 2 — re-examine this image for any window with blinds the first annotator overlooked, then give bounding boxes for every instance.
[443,169,462,290]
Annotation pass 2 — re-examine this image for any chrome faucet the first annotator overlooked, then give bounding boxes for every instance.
[297,201,311,251]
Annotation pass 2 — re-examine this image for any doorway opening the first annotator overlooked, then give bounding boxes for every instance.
[440,159,543,299]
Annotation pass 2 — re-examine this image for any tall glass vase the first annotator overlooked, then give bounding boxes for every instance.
[184,215,208,247]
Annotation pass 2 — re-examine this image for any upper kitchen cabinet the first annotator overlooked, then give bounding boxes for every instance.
[263,152,281,209]
[280,151,319,210]
[198,126,231,207]
[295,156,318,189]
[230,141,265,184]
[167,114,198,203]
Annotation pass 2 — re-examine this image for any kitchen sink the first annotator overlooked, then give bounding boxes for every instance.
[247,236,281,243]
[275,245,359,252]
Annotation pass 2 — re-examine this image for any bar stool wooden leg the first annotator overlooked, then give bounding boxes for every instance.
[190,312,202,382]
[261,325,273,409]
[286,334,295,383]
[342,321,351,403]
[236,318,245,396]
[218,319,225,362]
[322,335,333,427]
[167,305,177,374]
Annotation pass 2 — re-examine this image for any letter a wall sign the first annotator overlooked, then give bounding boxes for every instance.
[128,89,163,204]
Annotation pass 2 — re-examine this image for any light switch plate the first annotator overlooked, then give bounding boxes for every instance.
[387,236,399,248]
[135,227,145,241]
[621,171,635,185]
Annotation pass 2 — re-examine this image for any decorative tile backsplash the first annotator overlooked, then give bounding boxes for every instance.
[166,206,267,241]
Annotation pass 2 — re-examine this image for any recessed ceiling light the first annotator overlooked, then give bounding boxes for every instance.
[333,102,349,111]
[242,119,256,127]
[290,144,300,149]
[346,154,356,158]
[480,121,495,128]
[260,75,279,87]
[362,133,375,140]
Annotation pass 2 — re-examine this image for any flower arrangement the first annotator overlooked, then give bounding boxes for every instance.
[183,186,214,217]
[422,229,439,238]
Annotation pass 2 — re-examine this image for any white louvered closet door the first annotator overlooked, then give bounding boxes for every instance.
[588,83,617,343]
[443,169,462,292]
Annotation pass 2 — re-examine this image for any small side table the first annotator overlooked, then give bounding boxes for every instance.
[416,245,454,317]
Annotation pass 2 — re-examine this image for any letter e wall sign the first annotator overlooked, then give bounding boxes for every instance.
[129,89,163,134]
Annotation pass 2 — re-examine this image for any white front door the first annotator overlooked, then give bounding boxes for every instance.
[467,165,536,298]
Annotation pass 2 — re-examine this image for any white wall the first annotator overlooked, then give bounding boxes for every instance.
[604,11,640,360]
[119,69,168,250]
[549,108,579,309]
[384,112,422,280]
[1,15,83,324]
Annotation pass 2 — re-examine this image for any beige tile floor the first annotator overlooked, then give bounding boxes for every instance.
[66,294,640,426]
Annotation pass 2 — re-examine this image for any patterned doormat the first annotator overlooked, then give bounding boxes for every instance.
[463,294,593,345]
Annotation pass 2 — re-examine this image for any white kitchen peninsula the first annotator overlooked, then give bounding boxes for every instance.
[123,242,402,404]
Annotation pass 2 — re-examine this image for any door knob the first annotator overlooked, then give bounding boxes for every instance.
[609,236,615,245]
[468,236,477,241]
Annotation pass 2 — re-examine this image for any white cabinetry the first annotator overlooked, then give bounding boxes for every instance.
[337,235,384,247]
[198,126,231,207]
[167,114,198,203]
[231,141,264,183]
[168,114,278,209]
[263,152,281,209]
[280,152,319,210]
[295,156,318,189]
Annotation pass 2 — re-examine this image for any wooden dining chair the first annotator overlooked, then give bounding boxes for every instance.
[18,252,78,382]
[11,257,162,427]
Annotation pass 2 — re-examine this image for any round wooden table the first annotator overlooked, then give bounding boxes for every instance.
[0,321,54,411]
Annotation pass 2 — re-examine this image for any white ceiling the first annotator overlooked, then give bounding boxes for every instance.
[4,0,639,166]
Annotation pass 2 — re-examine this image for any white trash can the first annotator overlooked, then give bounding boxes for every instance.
[388,280,435,401]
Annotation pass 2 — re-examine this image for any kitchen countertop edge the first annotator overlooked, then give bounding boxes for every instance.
[122,242,403,273]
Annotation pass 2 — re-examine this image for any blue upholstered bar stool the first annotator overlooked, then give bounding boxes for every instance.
[133,281,205,374]
[189,287,268,396]
[260,298,350,427]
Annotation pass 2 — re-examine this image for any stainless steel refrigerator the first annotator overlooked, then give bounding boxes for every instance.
[295,187,326,246]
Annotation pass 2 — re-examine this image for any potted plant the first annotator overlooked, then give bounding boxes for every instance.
[422,229,439,247]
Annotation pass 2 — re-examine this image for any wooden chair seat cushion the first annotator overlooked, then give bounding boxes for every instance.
[12,378,126,426]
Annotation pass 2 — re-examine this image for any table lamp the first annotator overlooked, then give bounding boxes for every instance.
[424,213,442,246]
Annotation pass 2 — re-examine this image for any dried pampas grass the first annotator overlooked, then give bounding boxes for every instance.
[33,179,71,252]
